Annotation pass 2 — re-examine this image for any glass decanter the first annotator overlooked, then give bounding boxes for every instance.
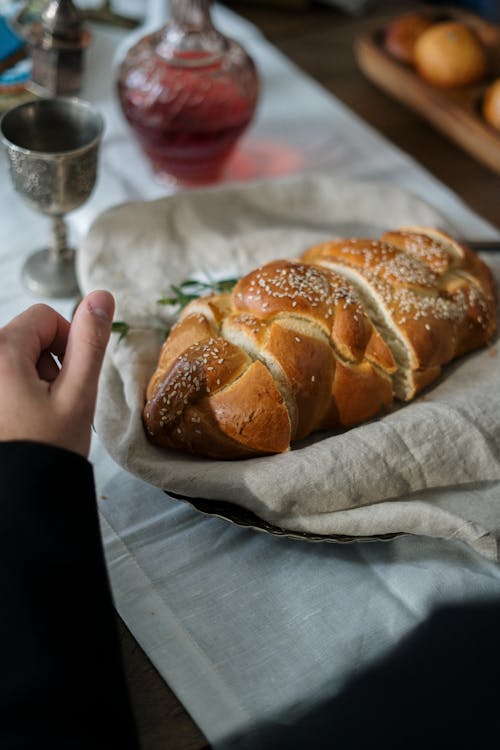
[116,0,259,184]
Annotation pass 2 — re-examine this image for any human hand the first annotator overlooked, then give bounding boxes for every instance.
[0,290,115,457]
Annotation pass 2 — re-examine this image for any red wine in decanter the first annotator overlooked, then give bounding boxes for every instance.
[116,1,259,185]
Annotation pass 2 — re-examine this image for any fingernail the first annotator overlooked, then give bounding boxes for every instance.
[87,290,115,323]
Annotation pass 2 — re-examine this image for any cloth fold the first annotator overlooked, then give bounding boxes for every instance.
[79,172,500,559]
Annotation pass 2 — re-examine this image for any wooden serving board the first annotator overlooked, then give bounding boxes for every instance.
[354,9,500,175]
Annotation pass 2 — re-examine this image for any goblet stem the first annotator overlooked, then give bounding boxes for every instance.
[50,215,70,265]
[21,215,79,298]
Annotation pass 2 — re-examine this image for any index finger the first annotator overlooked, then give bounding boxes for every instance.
[0,304,71,363]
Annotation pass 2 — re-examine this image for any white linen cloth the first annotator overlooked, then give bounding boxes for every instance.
[1,4,500,747]
[79,174,500,560]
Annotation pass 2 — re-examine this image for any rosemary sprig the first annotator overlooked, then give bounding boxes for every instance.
[157,276,239,310]
[111,275,240,343]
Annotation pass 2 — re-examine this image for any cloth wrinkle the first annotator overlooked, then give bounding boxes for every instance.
[356,545,425,624]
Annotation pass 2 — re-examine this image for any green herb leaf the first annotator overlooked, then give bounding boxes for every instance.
[156,296,178,306]
[110,276,240,343]
[111,321,129,342]
[215,277,240,292]
[157,275,239,311]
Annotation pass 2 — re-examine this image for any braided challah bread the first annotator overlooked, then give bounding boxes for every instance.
[143,227,496,459]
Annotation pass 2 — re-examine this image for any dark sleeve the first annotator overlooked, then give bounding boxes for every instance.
[0,441,139,750]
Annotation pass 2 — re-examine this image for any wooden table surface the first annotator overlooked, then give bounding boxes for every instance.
[117,2,500,749]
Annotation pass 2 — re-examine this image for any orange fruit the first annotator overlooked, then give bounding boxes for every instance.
[483,78,500,130]
[414,21,488,88]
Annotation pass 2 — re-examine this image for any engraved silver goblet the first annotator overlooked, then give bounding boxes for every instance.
[0,97,104,297]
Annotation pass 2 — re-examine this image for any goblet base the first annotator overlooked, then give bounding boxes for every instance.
[22,248,80,298]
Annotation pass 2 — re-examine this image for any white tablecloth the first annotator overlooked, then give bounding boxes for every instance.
[1,4,500,747]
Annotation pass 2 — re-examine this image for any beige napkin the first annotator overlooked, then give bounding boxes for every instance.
[79,173,500,559]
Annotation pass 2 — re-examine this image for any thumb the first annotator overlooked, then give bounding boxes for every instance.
[56,290,115,412]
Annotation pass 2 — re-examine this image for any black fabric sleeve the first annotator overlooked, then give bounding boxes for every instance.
[0,441,139,750]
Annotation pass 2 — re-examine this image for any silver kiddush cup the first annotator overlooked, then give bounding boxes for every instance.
[0,97,104,297]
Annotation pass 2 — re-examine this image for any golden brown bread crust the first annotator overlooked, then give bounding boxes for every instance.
[144,228,496,459]
[301,227,496,400]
